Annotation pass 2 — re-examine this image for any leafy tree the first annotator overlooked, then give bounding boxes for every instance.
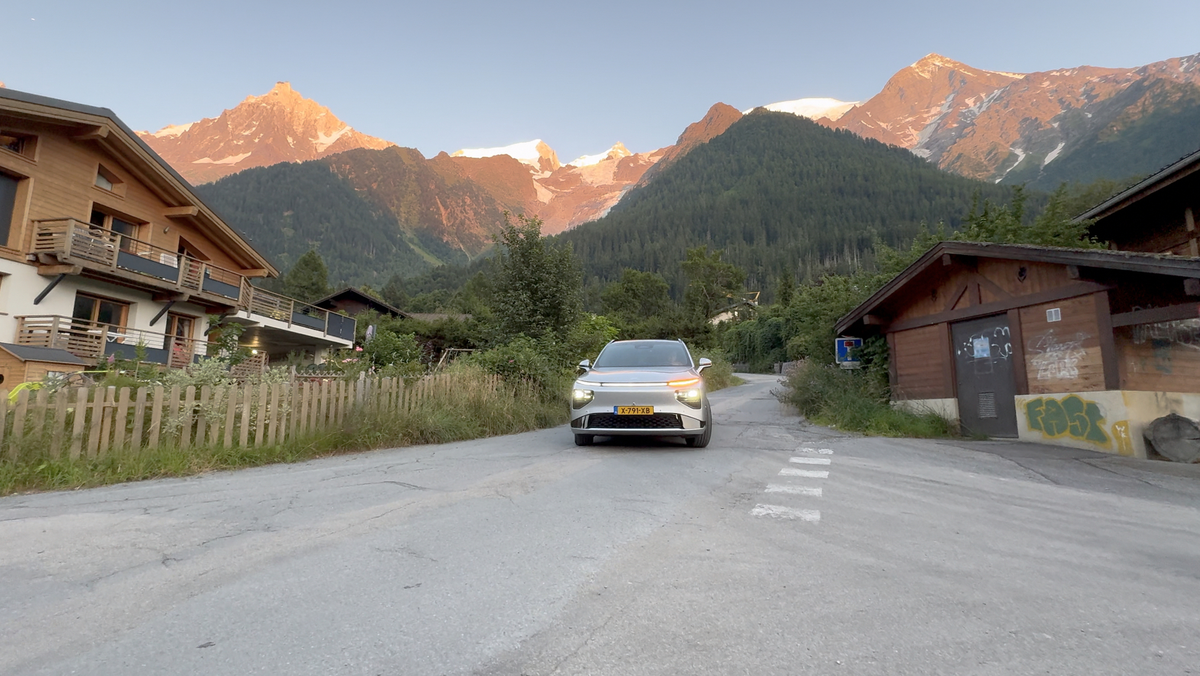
[282,249,331,302]
[775,274,796,308]
[362,329,422,367]
[682,247,746,324]
[489,213,583,341]
[381,273,410,310]
[955,186,1101,249]
[601,269,678,337]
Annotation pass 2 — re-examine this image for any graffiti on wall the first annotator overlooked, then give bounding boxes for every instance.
[1027,330,1089,381]
[1024,394,1111,447]
[1129,317,1200,375]
[1111,421,1133,455]
[955,326,1012,374]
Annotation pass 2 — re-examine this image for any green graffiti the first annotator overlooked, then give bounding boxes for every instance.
[1024,395,1110,447]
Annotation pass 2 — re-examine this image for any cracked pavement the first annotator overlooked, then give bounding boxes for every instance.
[2,374,1200,675]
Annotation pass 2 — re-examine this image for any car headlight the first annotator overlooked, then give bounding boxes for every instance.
[675,388,703,409]
[571,389,594,409]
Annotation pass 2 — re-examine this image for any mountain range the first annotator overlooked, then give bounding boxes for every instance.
[130,50,1200,285]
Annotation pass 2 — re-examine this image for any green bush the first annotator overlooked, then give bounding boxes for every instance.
[783,360,958,438]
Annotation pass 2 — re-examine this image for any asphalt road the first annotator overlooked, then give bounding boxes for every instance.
[3,374,1199,675]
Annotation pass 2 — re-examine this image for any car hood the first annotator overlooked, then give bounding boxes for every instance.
[576,367,700,385]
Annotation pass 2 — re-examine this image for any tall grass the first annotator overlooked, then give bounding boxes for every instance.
[783,360,959,438]
[0,366,567,496]
[699,355,744,392]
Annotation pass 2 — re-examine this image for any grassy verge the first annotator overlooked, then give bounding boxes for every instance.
[0,367,567,496]
[782,360,959,438]
[699,354,745,392]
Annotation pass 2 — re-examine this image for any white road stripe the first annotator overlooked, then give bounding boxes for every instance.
[780,468,829,478]
[799,447,834,454]
[751,504,821,521]
[789,457,832,465]
[764,484,822,497]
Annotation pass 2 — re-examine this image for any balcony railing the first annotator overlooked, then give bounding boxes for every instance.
[15,315,209,368]
[30,219,356,344]
[32,219,245,303]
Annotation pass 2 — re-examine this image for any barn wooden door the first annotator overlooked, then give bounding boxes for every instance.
[952,315,1018,438]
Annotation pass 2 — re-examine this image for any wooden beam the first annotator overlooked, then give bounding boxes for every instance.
[862,314,886,326]
[72,125,108,141]
[1093,291,1121,391]
[1186,278,1200,297]
[152,292,190,303]
[942,253,953,267]
[885,332,899,392]
[163,206,199,218]
[1111,302,1200,327]
[940,322,957,399]
[884,281,1114,333]
[1006,308,1028,396]
[1066,265,1081,280]
[975,273,1013,300]
[242,268,270,278]
[944,281,970,312]
[36,264,82,277]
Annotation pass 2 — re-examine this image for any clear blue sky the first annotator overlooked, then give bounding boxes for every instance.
[7,0,1200,162]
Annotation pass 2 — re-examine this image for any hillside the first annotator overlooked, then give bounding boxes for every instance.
[558,110,1024,294]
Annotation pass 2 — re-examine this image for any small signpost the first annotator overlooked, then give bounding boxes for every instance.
[835,337,863,369]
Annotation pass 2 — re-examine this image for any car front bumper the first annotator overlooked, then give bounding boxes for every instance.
[569,385,708,436]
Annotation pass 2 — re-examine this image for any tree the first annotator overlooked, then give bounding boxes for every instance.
[282,249,331,302]
[681,246,746,323]
[602,270,673,327]
[381,273,409,309]
[489,213,583,341]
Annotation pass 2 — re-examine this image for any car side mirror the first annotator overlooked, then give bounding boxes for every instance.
[697,358,712,372]
[578,359,591,372]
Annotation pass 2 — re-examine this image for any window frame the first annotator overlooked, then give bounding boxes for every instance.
[72,292,131,329]
[88,204,144,251]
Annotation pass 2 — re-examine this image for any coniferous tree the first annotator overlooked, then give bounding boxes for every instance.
[282,249,331,302]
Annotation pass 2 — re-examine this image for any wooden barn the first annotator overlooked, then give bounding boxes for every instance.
[835,241,1200,458]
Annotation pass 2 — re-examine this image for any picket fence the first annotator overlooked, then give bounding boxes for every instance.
[1,373,498,461]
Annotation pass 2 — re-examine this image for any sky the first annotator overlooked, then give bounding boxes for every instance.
[6,0,1200,163]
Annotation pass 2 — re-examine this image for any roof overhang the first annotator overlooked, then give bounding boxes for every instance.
[1074,146,1200,224]
[0,87,278,277]
[835,241,1200,335]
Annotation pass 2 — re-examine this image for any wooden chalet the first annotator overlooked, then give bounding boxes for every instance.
[836,241,1200,458]
[0,87,356,380]
[313,287,410,318]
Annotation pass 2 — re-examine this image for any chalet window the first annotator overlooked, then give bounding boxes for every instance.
[89,208,141,251]
[167,313,195,340]
[0,131,35,158]
[94,164,124,194]
[72,293,130,328]
[0,172,18,247]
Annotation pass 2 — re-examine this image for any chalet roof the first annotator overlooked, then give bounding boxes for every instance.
[1074,145,1200,223]
[835,241,1200,334]
[0,87,278,276]
[312,287,409,318]
[0,343,90,365]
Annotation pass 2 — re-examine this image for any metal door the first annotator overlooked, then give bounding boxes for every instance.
[952,314,1018,438]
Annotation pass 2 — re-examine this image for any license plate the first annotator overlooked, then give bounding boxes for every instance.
[615,406,653,415]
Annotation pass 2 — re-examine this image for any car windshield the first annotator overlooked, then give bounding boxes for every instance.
[594,342,692,368]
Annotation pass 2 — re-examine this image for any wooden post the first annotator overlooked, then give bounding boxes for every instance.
[112,387,131,453]
[179,386,196,450]
[51,388,69,459]
[10,388,30,457]
[239,382,253,447]
[0,389,8,458]
[148,386,165,449]
[131,387,148,452]
[31,388,49,441]
[165,386,182,448]
[254,383,268,447]
[86,387,106,457]
[223,386,238,448]
[1094,291,1122,391]
[208,387,223,445]
[196,385,211,447]
[69,388,89,460]
[288,383,301,440]
[267,383,281,446]
[97,387,117,457]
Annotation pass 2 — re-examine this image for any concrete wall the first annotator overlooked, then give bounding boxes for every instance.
[893,397,960,423]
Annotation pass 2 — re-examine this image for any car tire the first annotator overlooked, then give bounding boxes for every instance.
[686,422,711,448]
[574,434,594,446]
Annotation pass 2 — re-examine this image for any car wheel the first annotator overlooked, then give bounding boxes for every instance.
[686,422,711,448]
[574,434,594,446]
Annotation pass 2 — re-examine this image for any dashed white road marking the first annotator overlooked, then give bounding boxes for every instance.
[789,457,832,466]
[751,504,821,521]
[800,447,834,454]
[780,468,829,479]
[765,484,822,496]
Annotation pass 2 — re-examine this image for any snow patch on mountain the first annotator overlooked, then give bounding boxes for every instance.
[568,142,632,168]
[748,98,858,121]
[454,140,547,165]
[193,152,252,165]
[315,125,352,153]
[1043,141,1066,166]
[151,123,194,138]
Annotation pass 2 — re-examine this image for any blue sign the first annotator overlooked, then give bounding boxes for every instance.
[835,337,863,367]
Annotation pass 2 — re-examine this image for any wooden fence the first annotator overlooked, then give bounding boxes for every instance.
[0,373,498,461]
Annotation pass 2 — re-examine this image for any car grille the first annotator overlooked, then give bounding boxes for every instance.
[587,413,683,430]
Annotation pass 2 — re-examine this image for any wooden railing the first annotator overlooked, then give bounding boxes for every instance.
[31,219,355,343]
[15,315,208,367]
[31,219,246,303]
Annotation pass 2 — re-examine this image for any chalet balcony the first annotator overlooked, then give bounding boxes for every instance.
[30,218,245,307]
[234,285,357,347]
[15,315,209,369]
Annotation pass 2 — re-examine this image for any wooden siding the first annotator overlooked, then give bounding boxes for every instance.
[890,259,1074,324]
[1018,294,1106,394]
[891,324,952,400]
[0,116,247,272]
[1116,318,1200,393]
[0,349,84,386]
